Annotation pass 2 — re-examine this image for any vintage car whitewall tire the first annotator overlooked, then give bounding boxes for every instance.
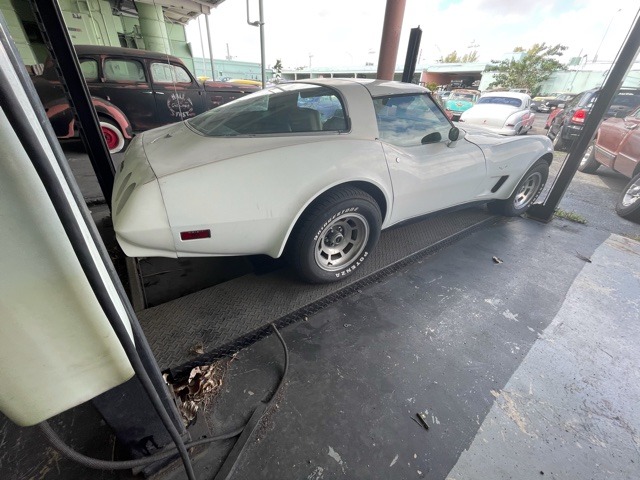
[100,119,127,154]
[615,172,640,222]
[289,186,382,283]
[578,141,600,174]
[488,159,549,216]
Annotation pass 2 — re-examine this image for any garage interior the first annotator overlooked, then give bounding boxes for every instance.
[1,2,640,480]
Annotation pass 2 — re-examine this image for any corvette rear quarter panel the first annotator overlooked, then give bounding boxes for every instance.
[463,130,553,199]
[157,138,392,258]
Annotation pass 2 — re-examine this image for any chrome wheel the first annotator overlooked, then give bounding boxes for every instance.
[314,213,369,271]
[513,172,543,209]
[621,179,640,207]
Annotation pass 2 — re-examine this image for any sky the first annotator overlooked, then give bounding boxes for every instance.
[185,0,639,70]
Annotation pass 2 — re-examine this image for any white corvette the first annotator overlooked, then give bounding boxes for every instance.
[459,91,535,135]
[112,79,553,283]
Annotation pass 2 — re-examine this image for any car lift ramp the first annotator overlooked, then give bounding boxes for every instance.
[137,208,497,379]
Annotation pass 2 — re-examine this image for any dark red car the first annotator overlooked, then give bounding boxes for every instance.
[579,106,640,221]
[32,45,259,152]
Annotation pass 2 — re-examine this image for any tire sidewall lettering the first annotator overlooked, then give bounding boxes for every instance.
[313,207,360,242]
[333,251,368,277]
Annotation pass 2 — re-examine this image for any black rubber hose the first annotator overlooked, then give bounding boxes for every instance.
[38,422,244,470]
[38,323,290,473]
[268,323,289,403]
[211,324,290,480]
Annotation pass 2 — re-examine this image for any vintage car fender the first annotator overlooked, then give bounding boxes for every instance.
[43,96,133,140]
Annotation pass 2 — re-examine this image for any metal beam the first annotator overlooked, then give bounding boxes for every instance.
[527,9,640,222]
[30,0,115,207]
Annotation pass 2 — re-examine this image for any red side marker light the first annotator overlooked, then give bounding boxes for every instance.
[180,229,211,241]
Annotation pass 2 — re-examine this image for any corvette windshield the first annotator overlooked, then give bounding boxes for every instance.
[187,83,346,136]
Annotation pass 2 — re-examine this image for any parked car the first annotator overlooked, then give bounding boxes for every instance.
[437,90,452,102]
[579,106,640,221]
[112,79,553,283]
[546,87,640,151]
[545,107,563,129]
[538,93,576,113]
[444,89,480,120]
[530,92,561,112]
[32,45,259,153]
[458,91,535,135]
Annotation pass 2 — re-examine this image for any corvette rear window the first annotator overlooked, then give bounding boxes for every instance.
[188,83,346,136]
[477,97,523,107]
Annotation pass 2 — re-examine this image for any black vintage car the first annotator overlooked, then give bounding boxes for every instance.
[538,93,577,113]
[32,45,259,153]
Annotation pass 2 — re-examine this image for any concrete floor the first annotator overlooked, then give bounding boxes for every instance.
[1,116,639,480]
[190,218,639,480]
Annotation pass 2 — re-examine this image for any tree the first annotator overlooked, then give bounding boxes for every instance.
[438,50,479,63]
[486,43,567,96]
[462,50,479,63]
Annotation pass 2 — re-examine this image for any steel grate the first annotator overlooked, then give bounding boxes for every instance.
[137,208,497,379]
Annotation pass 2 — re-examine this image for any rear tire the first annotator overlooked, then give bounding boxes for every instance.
[578,141,600,174]
[550,125,566,151]
[289,186,382,283]
[488,160,549,216]
[100,118,128,154]
[615,172,640,222]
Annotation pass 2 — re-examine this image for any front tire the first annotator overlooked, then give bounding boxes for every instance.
[616,172,640,222]
[289,186,382,283]
[578,141,600,174]
[488,160,549,216]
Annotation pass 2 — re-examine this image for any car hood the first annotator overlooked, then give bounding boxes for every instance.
[445,100,474,111]
[139,121,341,178]
[460,104,522,128]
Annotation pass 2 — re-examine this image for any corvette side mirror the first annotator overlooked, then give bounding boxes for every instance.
[447,126,460,148]
[449,126,460,142]
[421,132,442,144]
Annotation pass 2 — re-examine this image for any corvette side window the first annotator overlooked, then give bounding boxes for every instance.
[374,93,450,147]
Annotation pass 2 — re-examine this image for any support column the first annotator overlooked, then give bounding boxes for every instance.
[376,0,406,80]
[136,1,170,54]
